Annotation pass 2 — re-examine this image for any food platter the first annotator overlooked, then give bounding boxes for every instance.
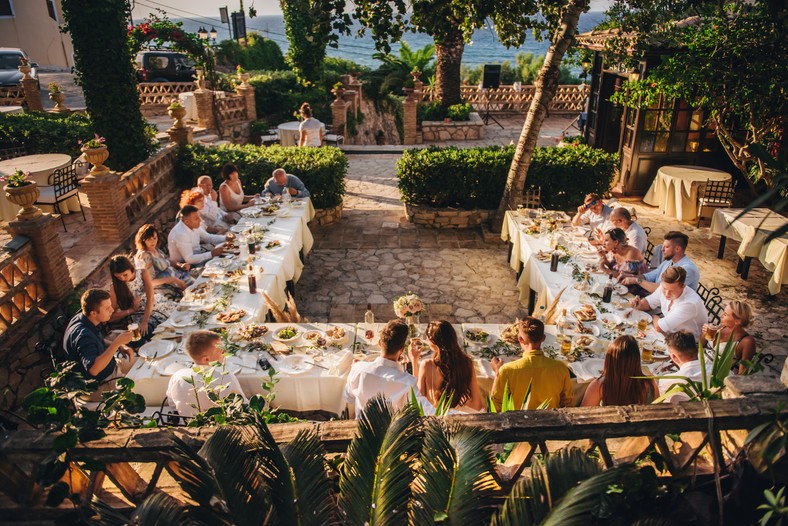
[170,311,196,328]
[273,326,302,343]
[214,309,250,325]
[569,304,598,322]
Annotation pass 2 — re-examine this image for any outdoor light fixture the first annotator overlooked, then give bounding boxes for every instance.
[210,27,217,41]
[198,26,208,40]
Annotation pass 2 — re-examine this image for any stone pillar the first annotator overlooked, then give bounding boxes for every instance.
[80,172,131,242]
[348,75,363,107]
[193,89,216,131]
[236,85,257,122]
[331,98,348,137]
[403,96,418,145]
[20,77,43,112]
[343,90,358,118]
[167,126,193,146]
[7,215,73,301]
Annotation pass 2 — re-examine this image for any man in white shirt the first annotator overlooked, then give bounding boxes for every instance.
[622,231,700,292]
[658,330,713,402]
[571,193,613,233]
[167,330,246,418]
[345,319,432,417]
[631,266,708,339]
[167,205,232,265]
[607,207,648,254]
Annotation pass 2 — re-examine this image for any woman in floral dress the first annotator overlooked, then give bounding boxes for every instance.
[133,224,193,301]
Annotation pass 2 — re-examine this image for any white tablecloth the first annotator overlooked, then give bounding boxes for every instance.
[643,165,731,222]
[0,106,23,115]
[0,153,76,221]
[711,208,788,294]
[277,121,325,147]
[178,92,197,121]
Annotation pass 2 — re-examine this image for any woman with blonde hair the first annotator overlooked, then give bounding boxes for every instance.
[702,300,756,374]
[298,102,323,147]
[417,320,483,412]
[133,224,192,299]
[581,335,657,406]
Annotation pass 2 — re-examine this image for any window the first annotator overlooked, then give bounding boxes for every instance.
[638,96,717,154]
[0,0,14,17]
[45,0,57,21]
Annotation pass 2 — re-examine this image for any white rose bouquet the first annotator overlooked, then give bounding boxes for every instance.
[393,293,424,318]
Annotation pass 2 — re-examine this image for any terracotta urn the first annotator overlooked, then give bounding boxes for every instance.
[332,87,346,101]
[238,72,250,87]
[168,105,187,129]
[49,91,68,113]
[18,65,32,80]
[4,182,42,220]
[81,145,110,178]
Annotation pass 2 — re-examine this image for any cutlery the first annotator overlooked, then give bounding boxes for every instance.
[304,361,329,370]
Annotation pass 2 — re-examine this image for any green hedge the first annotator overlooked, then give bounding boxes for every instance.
[175,144,348,209]
[0,112,93,158]
[397,144,618,210]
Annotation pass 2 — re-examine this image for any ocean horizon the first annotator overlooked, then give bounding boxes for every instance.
[139,13,605,69]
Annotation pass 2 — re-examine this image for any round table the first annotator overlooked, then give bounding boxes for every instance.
[0,106,23,115]
[0,154,74,221]
[643,165,731,222]
[177,92,197,121]
[277,121,325,147]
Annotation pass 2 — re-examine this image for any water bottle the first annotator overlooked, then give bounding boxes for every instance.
[281,184,291,206]
[364,303,375,330]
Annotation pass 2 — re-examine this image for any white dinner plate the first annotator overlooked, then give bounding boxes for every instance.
[274,354,314,375]
[325,326,349,345]
[138,340,175,359]
[598,313,624,329]
[154,354,194,376]
[571,358,605,380]
[273,327,302,343]
[214,310,253,325]
[263,242,285,252]
[613,283,629,295]
[291,201,305,208]
[170,311,196,328]
[567,323,601,337]
[231,224,251,234]
[568,304,599,322]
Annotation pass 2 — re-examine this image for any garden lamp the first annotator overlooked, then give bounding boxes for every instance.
[198,26,208,40]
[210,27,217,41]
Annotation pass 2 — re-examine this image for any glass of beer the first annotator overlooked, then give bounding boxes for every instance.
[560,336,572,356]
[637,317,649,332]
[128,322,141,341]
[641,345,653,363]
[704,324,720,341]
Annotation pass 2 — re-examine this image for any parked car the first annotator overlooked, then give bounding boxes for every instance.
[0,48,38,88]
[135,51,196,82]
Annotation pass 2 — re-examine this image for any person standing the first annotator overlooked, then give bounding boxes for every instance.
[298,102,323,147]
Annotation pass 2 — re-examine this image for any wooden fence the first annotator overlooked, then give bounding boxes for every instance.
[422,84,590,114]
[0,240,47,340]
[137,82,195,116]
[0,394,783,521]
[0,86,25,107]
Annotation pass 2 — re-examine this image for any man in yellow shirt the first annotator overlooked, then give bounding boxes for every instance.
[490,317,573,410]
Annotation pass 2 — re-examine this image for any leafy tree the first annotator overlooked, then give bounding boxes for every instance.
[61,0,153,171]
[215,32,287,71]
[606,0,787,188]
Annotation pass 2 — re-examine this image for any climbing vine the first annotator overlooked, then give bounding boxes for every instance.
[61,0,154,171]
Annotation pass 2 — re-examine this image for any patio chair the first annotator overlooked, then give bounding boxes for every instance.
[522,186,542,209]
[260,128,279,146]
[697,179,735,226]
[696,281,721,306]
[644,240,656,268]
[705,293,725,326]
[34,161,87,232]
[324,123,344,147]
[35,314,71,377]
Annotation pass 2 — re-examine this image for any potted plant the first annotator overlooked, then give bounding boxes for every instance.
[236,65,250,86]
[1,169,41,220]
[48,82,68,113]
[375,129,385,145]
[331,81,346,101]
[79,134,109,177]
[167,98,186,129]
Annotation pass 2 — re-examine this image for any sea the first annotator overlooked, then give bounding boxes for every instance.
[150,13,606,69]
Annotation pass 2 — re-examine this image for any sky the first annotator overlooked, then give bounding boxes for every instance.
[131,0,613,20]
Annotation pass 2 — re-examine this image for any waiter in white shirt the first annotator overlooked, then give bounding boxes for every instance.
[630,266,708,339]
[345,319,434,418]
[167,205,234,265]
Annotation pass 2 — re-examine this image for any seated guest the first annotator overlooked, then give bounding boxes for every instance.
[571,193,612,232]
[630,266,708,339]
[63,289,135,400]
[107,255,174,345]
[167,330,246,418]
[659,330,712,402]
[345,319,431,417]
[597,228,648,277]
[490,317,573,410]
[417,320,484,412]
[167,205,232,266]
[263,168,311,198]
[607,207,648,253]
[194,175,233,231]
[621,231,700,292]
[180,189,227,235]
[134,224,192,299]
[581,335,658,406]
[701,300,756,374]
[218,163,259,215]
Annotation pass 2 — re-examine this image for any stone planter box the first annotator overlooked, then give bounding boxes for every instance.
[421,112,484,142]
[404,203,494,229]
[310,202,343,226]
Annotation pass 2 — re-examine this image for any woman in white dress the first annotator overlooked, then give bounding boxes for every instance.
[218,163,259,219]
[298,102,323,147]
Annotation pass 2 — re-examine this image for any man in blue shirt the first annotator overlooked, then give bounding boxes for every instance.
[263,168,310,198]
[622,231,700,292]
[63,289,135,397]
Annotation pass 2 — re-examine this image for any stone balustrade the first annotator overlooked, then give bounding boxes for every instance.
[422,84,590,114]
[137,82,195,116]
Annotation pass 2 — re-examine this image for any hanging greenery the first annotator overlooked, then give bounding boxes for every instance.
[60,0,155,172]
[128,14,216,86]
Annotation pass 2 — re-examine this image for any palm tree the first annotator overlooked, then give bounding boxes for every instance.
[90,396,682,525]
[370,42,436,96]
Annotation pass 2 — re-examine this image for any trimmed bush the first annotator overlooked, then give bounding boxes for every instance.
[0,112,93,158]
[397,144,618,210]
[446,103,473,121]
[175,144,348,209]
[417,100,445,123]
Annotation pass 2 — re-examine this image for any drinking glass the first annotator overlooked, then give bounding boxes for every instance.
[128,322,141,341]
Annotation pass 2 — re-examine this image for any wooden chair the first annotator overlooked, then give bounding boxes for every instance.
[697,179,735,226]
[324,123,344,147]
[34,161,86,232]
[522,186,542,209]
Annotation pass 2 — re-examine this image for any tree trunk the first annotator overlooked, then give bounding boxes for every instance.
[492,0,590,232]
[433,30,465,107]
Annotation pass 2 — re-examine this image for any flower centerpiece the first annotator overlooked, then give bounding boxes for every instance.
[79,134,109,178]
[167,98,186,128]
[393,292,425,336]
[1,169,41,220]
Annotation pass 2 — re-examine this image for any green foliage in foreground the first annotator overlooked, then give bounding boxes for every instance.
[175,143,348,209]
[0,112,93,159]
[397,144,618,210]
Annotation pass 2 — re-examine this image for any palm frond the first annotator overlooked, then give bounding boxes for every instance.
[338,395,421,526]
[91,496,133,526]
[492,448,602,526]
[411,420,497,525]
[263,291,290,322]
[251,414,336,526]
[167,435,223,507]
[130,492,191,526]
